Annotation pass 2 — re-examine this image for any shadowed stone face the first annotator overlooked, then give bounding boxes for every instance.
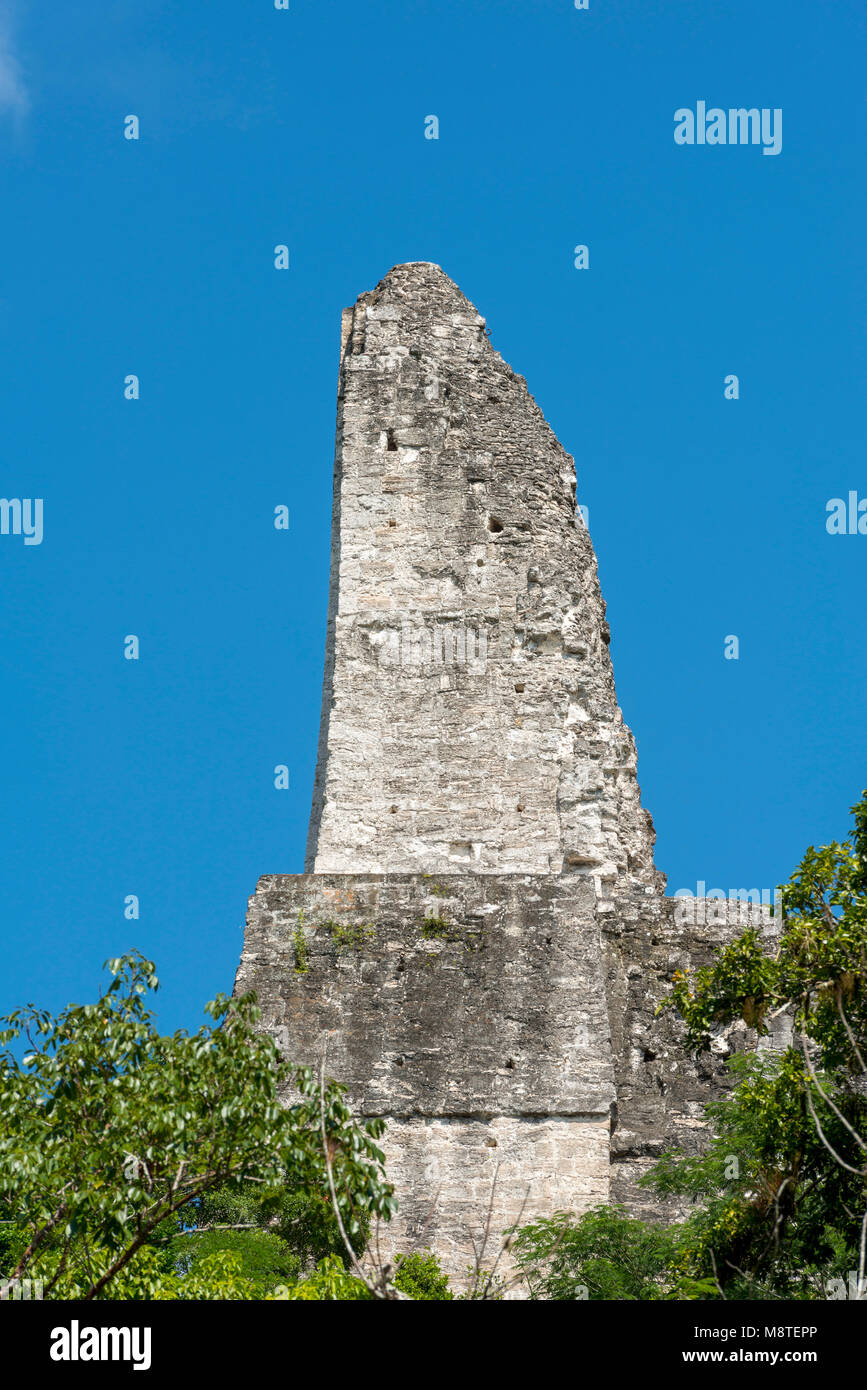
[236,872,615,1280]
[241,873,615,1118]
[306,263,660,891]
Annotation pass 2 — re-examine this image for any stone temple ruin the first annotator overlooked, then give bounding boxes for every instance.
[234,262,776,1286]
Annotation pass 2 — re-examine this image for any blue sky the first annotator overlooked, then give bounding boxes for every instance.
[0,0,864,1033]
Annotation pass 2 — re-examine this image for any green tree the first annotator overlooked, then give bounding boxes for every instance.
[393,1250,453,1300]
[272,1253,373,1301]
[654,789,867,1297]
[0,953,394,1300]
[164,1179,367,1297]
[512,793,867,1302]
[644,1052,863,1298]
[171,1229,301,1295]
[512,1205,696,1301]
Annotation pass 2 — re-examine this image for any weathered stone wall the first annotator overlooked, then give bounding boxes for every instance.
[235,874,773,1282]
[602,891,782,1219]
[378,1114,610,1282]
[235,872,614,1281]
[305,263,659,892]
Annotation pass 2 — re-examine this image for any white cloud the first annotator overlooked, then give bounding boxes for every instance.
[0,5,28,120]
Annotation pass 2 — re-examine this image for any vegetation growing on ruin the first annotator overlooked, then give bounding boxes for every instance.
[323,919,376,954]
[421,876,450,897]
[419,913,453,940]
[293,909,310,973]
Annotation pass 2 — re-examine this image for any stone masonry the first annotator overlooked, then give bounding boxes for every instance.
[235,264,773,1288]
[305,261,659,890]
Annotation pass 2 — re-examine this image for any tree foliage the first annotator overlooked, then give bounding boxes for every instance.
[393,1250,454,1300]
[665,790,867,1069]
[655,790,867,1296]
[0,953,394,1300]
[512,1205,717,1301]
[515,792,867,1300]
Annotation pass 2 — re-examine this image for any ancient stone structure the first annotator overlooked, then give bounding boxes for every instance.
[305,261,659,892]
[235,263,775,1288]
